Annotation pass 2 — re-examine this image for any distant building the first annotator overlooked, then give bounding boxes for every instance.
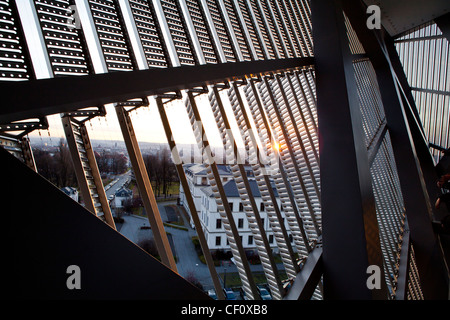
[61,187,79,202]
[114,187,133,208]
[179,163,233,227]
[179,164,290,253]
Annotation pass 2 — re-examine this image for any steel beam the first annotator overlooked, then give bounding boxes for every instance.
[210,83,284,299]
[434,13,450,42]
[62,116,116,230]
[115,105,177,272]
[395,222,411,300]
[312,0,388,299]
[185,90,260,300]
[229,80,300,278]
[0,57,313,124]
[342,0,449,299]
[283,240,323,300]
[155,95,225,300]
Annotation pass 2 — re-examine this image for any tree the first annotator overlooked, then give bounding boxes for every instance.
[143,147,179,197]
[34,139,77,188]
[185,271,204,291]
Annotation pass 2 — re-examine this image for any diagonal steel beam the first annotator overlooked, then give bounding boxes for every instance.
[312,0,388,299]
[115,105,177,272]
[342,0,449,299]
[155,95,226,300]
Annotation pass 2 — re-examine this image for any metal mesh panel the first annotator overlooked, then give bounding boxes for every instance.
[33,0,92,76]
[128,0,170,68]
[353,59,386,148]
[269,0,299,58]
[184,92,257,300]
[257,0,286,59]
[184,0,218,64]
[407,245,425,300]
[258,74,321,243]
[228,81,299,280]
[204,0,236,62]
[160,0,196,66]
[0,0,33,80]
[235,0,265,60]
[395,22,449,161]
[343,12,365,55]
[87,0,135,71]
[246,0,276,59]
[209,84,283,299]
[243,79,311,259]
[370,132,407,298]
[286,0,313,57]
[222,0,251,61]
[352,49,424,299]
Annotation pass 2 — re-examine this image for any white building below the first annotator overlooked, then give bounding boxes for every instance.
[179,163,294,253]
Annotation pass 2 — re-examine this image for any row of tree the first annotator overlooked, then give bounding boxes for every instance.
[33,139,77,188]
[95,149,128,176]
[34,138,128,188]
[143,148,179,198]
[33,139,179,199]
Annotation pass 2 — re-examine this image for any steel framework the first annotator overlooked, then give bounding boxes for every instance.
[0,0,448,300]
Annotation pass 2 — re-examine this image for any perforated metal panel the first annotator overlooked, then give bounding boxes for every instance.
[0,0,33,81]
[184,0,218,64]
[227,81,299,280]
[286,0,313,57]
[235,0,265,60]
[204,0,236,62]
[370,133,407,298]
[159,0,196,66]
[128,0,170,68]
[222,0,251,61]
[257,0,286,59]
[268,0,298,58]
[258,74,321,244]
[87,0,135,71]
[209,84,283,299]
[395,22,449,161]
[33,0,92,76]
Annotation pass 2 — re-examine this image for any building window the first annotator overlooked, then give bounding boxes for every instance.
[238,218,244,229]
[239,202,244,212]
[228,202,233,211]
[215,236,221,246]
[248,235,253,245]
[216,218,222,229]
[201,177,207,185]
[289,234,293,243]
[260,202,265,211]
[269,234,274,243]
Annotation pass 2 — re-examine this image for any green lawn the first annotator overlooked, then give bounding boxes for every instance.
[218,271,288,287]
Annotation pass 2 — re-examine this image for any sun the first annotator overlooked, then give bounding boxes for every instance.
[273,142,281,152]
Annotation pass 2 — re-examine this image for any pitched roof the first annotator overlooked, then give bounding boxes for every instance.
[222,179,279,198]
[115,187,132,197]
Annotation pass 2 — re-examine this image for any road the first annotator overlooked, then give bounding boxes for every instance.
[116,199,285,297]
[105,171,131,198]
